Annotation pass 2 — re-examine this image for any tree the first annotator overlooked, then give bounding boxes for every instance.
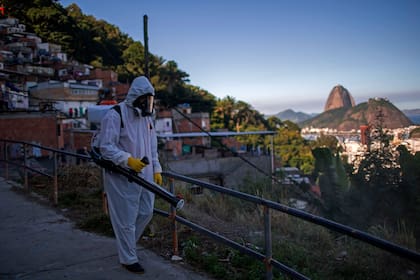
[282,120,300,131]
[235,124,267,150]
[157,60,189,94]
[10,0,74,53]
[310,133,341,154]
[345,109,404,228]
[117,42,146,81]
[312,147,344,220]
[155,80,215,114]
[182,85,216,113]
[352,109,401,188]
[396,145,420,238]
[310,132,349,190]
[266,116,283,131]
[211,96,237,130]
[274,124,314,174]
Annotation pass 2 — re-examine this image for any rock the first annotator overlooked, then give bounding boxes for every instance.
[335,250,347,261]
[324,85,355,112]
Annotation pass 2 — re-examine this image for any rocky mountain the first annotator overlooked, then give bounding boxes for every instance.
[300,97,413,130]
[324,85,355,112]
[272,109,317,123]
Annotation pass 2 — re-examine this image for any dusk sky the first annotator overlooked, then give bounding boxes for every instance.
[59,0,420,115]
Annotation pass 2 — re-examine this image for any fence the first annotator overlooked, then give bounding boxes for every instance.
[0,139,90,205]
[1,139,419,279]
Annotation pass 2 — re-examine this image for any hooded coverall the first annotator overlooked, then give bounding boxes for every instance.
[98,76,162,265]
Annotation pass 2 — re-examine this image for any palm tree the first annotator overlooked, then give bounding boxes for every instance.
[233,101,252,132]
[212,96,236,130]
[158,60,189,94]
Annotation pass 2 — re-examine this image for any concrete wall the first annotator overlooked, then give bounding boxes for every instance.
[164,155,272,188]
[0,112,59,150]
[66,129,94,151]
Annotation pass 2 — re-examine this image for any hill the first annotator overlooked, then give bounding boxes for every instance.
[300,98,413,130]
[5,2,217,114]
[272,109,317,123]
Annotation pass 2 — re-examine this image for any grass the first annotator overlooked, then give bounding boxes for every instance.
[28,164,113,236]
[24,165,420,280]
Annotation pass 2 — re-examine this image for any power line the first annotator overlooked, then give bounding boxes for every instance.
[170,106,279,182]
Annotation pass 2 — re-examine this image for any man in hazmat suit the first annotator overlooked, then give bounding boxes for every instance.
[97,76,162,274]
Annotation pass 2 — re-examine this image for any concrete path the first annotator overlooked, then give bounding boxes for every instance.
[0,177,211,280]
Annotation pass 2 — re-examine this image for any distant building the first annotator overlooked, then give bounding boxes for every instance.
[0,84,28,110]
[171,104,210,147]
[88,68,129,101]
[401,139,420,153]
[341,140,365,163]
[155,116,173,135]
[360,125,370,145]
[154,103,210,157]
[29,81,100,128]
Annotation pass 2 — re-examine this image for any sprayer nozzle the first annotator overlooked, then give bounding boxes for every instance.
[141,156,150,165]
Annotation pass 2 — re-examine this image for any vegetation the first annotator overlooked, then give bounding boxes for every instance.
[211,96,268,132]
[24,161,419,280]
[309,111,420,243]
[273,124,314,174]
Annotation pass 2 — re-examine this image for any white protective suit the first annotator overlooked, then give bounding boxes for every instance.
[98,76,162,265]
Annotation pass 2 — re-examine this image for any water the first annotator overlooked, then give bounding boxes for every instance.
[408,115,420,125]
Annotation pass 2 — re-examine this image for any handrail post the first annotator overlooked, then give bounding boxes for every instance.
[23,143,28,191]
[4,142,9,180]
[270,135,275,186]
[101,168,108,215]
[53,150,58,205]
[169,178,180,259]
[264,205,273,280]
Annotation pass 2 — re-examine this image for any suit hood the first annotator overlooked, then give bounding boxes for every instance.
[125,76,155,105]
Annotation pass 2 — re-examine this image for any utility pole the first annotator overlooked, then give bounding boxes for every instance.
[143,15,149,78]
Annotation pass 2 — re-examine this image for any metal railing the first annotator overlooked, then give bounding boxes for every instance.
[1,139,419,280]
[162,171,420,279]
[0,139,90,205]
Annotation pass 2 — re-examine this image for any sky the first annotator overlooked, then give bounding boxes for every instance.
[59,0,420,115]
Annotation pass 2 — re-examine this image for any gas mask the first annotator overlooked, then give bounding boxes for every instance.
[132,94,154,117]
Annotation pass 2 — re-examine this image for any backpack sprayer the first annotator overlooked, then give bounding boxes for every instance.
[87,105,184,210]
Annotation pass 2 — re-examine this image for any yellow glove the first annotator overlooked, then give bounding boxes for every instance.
[127,157,147,173]
[154,173,163,185]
